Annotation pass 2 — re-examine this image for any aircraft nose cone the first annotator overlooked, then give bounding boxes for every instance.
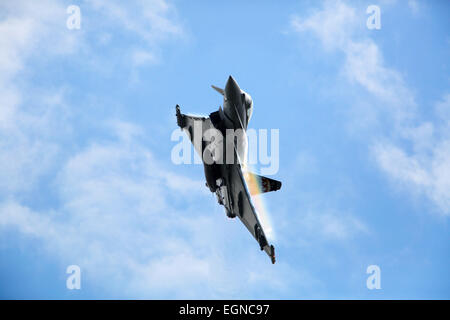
[225,75,240,103]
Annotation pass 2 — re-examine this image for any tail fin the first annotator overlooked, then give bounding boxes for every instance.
[211,85,224,96]
[244,172,282,195]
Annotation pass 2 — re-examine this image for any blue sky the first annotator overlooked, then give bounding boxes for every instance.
[0,0,449,299]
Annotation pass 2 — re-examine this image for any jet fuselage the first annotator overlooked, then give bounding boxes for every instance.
[222,75,252,131]
[203,76,253,192]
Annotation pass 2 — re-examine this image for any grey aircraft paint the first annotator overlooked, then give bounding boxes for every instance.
[176,76,281,264]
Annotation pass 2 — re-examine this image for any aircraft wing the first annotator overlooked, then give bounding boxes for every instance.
[176,104,275,263]
[227,162,276,264]
[176,105,214,157]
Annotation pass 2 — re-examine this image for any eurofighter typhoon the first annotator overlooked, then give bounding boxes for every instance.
[176,76,281,263]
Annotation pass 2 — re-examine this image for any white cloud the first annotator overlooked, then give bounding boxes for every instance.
[0,1,299,297]
[87,0,184,67]
[0,1,76,193]
[291,1,450,215]
[435,93,450,124]
[89,0,183,43]
[291,1,357,51]
[132,49,158,66]
[0,123,297,297]
[291,1,415,117]
[302,210,368,241]
[372,96,450,215]
[0,0,185,192]
[408,0,420,15]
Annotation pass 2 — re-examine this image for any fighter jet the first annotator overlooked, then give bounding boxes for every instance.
[175,76,281,264]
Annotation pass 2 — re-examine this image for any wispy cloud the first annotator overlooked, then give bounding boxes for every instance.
[89,0,183,43]
[0,0,186,192]
[291,0,450,215]
[86,0,184,69]
[0,1,76,193]
[0,121,299,297]
[372,95,450,214]
[0,1,300,298]
[408,0,420,15]
[1,122,218,297]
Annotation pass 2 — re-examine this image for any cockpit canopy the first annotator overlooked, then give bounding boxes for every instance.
[242,91,253,125]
